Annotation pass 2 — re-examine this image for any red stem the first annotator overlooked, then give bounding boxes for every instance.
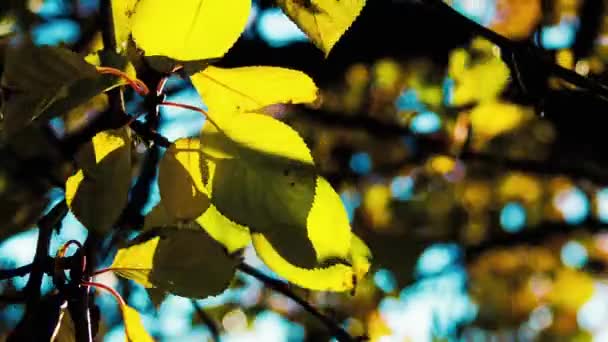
[97,66,150,96]
[57,240,86,274]
[82,281,126,306]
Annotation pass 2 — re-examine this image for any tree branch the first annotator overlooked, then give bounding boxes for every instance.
[237,263,357,342]
[425,0,608,102]
[191,300,220,341]
[25,200,68,310]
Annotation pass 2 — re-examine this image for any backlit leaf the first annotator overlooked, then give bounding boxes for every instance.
[111,0,139,52]
[277,0,366,56]
[191,66,318,125]
[111,225,238,299]
[251,232,371,291]
[144,201,250,254]
[200,113,352,270]
[121,304,154,342]
[131,0,251,61]
[65,128,132,234]
[1,42,118,135]
[158,138,210,220]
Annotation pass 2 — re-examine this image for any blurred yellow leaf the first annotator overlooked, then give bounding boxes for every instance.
[450,47,510,105]
[121,304,154,342]
[470,101,530,140]
[277,0,366,56]
[362,184,391,229]
[131,0,251,61]
[549,269,594,311]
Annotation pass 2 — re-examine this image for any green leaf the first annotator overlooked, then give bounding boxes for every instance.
[65,128,132,234]
[158,138,210,221]
[277,0,366,56]
[111,225,238,299]
[200,113,352,269]
[121,304,154,342]
[1,42,118,135]
[131,0,251,61]
[190,66,318,126]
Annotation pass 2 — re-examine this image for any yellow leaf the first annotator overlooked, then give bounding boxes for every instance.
[449,42,510,105]
[121,304,154,342]
[252,233,354,291]
[191,66,318,125]
[144,201,250,255]
[111,236,157,288]
[277,0,366,56]
[349,233,372,281]
[201,114,352,269]
[252,232,371,292]
[111,0,139,52]
[470,101,530,138]
[549,268,594,311]
[195,205,251,254]
[65,128,131,234]
[131,0,251,61]
[111,226,238,299]
[158,138,210,220]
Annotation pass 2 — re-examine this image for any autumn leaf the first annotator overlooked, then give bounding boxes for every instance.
[130,0,251,61]
[277,0,366,56]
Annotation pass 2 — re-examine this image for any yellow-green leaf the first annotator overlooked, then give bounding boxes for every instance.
[121,304,154,342]
[349,233,372,281]
[111,0,139,52]
[65,128,132,234]
[277,0,366,56]
[200,113,352,269]
[111,226,238,299]
[144,201,250,255]
[158,138,210,220]
[131,0,251,61]
[252,232,370,292]
[191,66,318,125]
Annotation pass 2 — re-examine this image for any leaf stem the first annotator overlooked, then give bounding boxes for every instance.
[83,281,126,306]
[159,101,220,129]
[237,263,356,342]
[97,66,150,96]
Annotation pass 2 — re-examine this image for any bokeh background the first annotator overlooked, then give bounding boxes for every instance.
[3,0,608,340]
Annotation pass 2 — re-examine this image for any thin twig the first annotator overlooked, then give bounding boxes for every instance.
[25,200,68,310]
[191,300,220,341]
[237,263,356,342]
[0,264,33,280]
